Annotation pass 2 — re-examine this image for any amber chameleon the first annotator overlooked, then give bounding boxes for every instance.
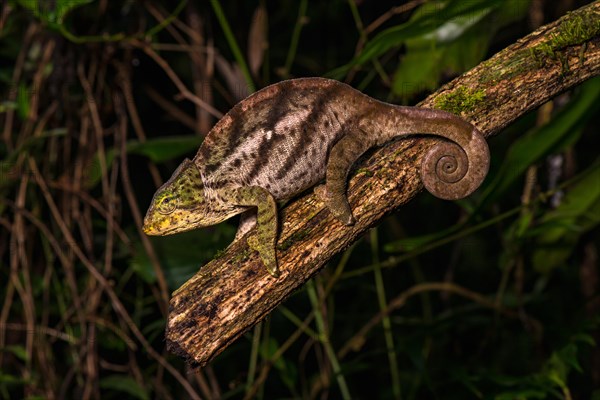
[143,78,490,277]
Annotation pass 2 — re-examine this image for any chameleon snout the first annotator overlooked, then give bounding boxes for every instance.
[142,212,168,235]
[142,217,158,235]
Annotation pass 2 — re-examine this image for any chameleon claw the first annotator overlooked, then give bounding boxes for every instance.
[247,235,280,277]
[340,213,356,226]
[266,264,280,278]
[314,185,356,226]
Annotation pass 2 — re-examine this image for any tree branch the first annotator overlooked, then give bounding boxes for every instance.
[166,1,600,368]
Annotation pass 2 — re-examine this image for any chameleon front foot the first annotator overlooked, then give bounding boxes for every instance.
[314,185,356,226]
[247,235,280,277]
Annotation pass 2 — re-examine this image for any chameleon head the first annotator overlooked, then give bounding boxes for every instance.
[143,158,223,236]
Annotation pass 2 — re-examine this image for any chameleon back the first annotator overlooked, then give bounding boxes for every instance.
[194,78,372,201]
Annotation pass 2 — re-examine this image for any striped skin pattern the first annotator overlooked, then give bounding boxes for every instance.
[143,78,490,277]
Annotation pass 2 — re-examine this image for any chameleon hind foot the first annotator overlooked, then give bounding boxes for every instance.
[314,184,356,226]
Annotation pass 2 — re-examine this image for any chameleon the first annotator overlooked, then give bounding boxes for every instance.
[143,77,490,277]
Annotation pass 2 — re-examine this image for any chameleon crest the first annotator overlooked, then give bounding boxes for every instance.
[143,78,490,277]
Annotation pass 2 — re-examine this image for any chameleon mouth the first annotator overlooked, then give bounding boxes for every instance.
[142,222,160,235]
[142,216,178,236]
[142,223,156,235]
[143,223,181,236]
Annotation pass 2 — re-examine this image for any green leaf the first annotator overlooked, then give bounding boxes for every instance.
[0,371,23,384]
[16,82,29,120]
[54,0,94,24]
[100,375,149,400]
[131,226,235,289]
[17,0,93,24]
[141,319,166,343]
[571,333,596,347]
[494,0,531,27]
[392,44,446,99]
[534,338,593,394]
[0,101,17,113]
[541,351,569,390]
[85,135,203,188]
[328,0,505,79]
[392,1,499,98]
[260,338,284,369]
[494,390,547,399]
[531,162,600,273]
[85,148,116,189]
[259,338,298,391]
[126,136,204,163]
[1,345,28,362]
[557,343,583,373]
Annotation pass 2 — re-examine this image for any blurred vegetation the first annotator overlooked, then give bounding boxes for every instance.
[0,0,599,399]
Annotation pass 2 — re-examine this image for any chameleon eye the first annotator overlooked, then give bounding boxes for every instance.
[157,195,177,215]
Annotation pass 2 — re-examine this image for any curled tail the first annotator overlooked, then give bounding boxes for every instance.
[420,125,490,200]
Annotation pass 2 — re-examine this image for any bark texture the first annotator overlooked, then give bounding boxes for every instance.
[166,1,600,367]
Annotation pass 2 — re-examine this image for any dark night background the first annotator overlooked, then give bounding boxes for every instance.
[0,0,599,399]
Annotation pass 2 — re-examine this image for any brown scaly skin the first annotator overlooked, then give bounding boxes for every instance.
[143,77,490,277]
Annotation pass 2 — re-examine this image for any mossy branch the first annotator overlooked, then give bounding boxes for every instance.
[166,1,600,368]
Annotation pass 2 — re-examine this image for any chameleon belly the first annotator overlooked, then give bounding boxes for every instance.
[143,77,490,277]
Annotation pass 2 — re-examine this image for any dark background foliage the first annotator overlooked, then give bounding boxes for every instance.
[0,0,599,399]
